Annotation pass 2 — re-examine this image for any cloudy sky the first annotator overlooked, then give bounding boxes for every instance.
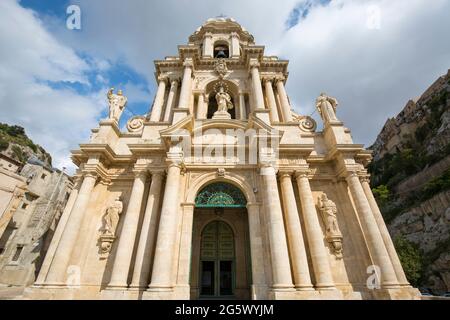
[0,0,449,171]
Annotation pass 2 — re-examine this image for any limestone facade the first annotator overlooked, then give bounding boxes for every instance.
[26,17,419,300]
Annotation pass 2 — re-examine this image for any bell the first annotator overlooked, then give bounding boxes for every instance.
[216,50,227,58]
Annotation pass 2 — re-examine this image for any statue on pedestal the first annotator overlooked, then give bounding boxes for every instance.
[316,93,339,124]
[213,84,234,119]
[107,88,127,122]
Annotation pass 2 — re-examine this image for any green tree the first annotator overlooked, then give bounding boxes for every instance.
[372,184,390,206]
[393,236,423,286]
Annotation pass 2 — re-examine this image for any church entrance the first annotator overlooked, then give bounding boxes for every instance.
[199,221,234,297]
[190,182,251,300]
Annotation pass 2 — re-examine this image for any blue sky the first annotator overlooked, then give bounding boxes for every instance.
[1,0,449,172]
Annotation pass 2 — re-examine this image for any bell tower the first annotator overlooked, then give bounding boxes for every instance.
[147,16,306,128]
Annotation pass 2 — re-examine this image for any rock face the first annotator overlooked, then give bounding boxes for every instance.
[370,69,450,295]
[0,123,52,167]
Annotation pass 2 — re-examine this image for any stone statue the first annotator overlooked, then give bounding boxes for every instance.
[215,85,234,113]
[318,193,343,258]
[102,197,123,236]
[107,88,127,122]
[319,194,341,236]
[316,93,339,124]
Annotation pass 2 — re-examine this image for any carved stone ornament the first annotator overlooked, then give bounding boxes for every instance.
[318,193,343,259]
[217,168,226,177]
[292,111,317,132]
[98,197,123,259]
[127,115,146,133]
[214,58,228,78]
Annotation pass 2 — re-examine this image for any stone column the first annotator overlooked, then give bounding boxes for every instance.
[264,79,280,123]
[239,92,246,120]
[148,162,182,290]
[295,170,335,289]
[247,203,268,299]
[196,93,208,120]
[279,172,313,290]
[346,171,399,287]
[230,32,240,58]
[129,171,165,288]
[163,79,179,122]
[149,75,168,122]
[276,78,293,122]
[250,61,265,110]
[176,203,195,287]
[260,165,294,289]
[45,172,97,284]
[178,59,193,110]
[202,32,213,58]
[108,171,148,288]
[360,178,409,286]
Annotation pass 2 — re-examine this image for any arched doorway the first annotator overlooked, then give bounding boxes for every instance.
[190,182,251,300]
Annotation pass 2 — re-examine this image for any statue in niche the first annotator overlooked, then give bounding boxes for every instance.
[107,88,127,122]
[102,197,123,236]
[316,92,339,124]
[98,197,123,258]
[318,193,343,258]
[215,85,234,113]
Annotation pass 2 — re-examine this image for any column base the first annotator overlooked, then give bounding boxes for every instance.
[295,285,315,291]
[142,285,189,300]
[250,284,269,300]
[372,286,421,300]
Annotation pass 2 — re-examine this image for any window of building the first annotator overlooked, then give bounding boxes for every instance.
[0,248,5,255]
[21,202,28,209]
[41,173,47,179]
[12,245,23,261]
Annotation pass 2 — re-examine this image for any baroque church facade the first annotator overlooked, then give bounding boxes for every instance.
[26,18,419,300]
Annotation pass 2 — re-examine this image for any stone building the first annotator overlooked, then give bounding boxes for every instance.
[26,18,419,300]
[0,154,27,243]
[0,157,73,289]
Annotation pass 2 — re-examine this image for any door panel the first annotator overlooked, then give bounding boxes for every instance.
[200,221,235,297]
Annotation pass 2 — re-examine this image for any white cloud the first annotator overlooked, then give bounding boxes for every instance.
[2,0,449,173]
[0,0,104,172]
[277,0,450,145]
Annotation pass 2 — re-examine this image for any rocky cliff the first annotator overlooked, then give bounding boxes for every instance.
[369,69,450,294]
[0,123,52,167]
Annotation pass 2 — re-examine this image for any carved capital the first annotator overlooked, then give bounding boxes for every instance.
[360,175,371,184]
[158,74,169,83]
[278,170,293,179]
[150,170,165,179]
[183,58,194,68]
[83,171,98,180]
[294,168,312,179]
[249,59,260,69]
[132,169,148,180]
